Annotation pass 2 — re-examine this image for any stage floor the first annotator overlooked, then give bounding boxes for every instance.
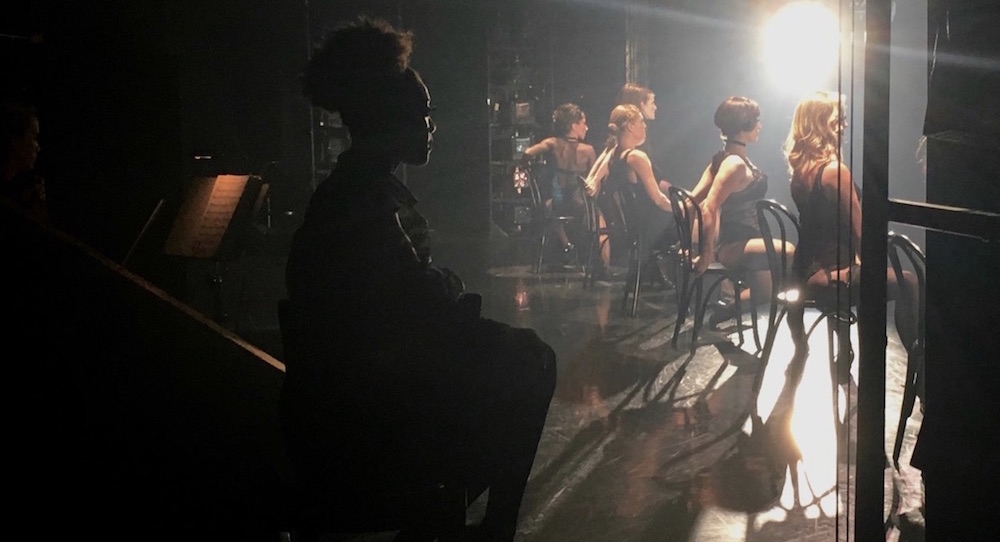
[244,226,925,542]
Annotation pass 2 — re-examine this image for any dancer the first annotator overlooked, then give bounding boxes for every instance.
[691,96,785,325]
[521,103,596,262]
[783,90,918,385]
[601,104,676,280]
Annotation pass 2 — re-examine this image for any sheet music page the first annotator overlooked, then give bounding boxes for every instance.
[164,175,250,258]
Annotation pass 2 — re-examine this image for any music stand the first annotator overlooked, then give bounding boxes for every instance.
[163,174,267,321]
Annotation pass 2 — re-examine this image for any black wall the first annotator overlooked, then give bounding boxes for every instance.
[922,2,1000,539]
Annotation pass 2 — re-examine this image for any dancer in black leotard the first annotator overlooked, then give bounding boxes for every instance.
[692,96,789,323]
[616,83,673,195]
[784,90,918,384]
[601,104,676,273]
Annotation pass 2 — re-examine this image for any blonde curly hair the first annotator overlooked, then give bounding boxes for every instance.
[783,90,847,177]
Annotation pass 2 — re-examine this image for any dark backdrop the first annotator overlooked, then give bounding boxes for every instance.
[5,0,928,285]
[3,0,629,271]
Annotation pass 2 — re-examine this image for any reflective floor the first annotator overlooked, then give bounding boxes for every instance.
[241,225,925,542]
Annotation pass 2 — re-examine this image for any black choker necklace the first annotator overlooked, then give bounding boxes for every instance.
[725,139,747,147]
[561,136,580,143]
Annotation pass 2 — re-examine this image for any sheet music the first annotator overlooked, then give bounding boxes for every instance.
[164,175,250,258]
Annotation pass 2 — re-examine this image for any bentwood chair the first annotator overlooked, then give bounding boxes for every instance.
[668,186,758,354]
[599,172,645,316]
[755,199,856,435]
[581,175,614,290]
[754,199,801,372]
[526,163,582,274]
[887,231,926,469]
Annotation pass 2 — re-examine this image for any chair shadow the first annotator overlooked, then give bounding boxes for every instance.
[521,338,769,541]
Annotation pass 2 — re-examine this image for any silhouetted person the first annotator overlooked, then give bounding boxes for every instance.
[280,17,556,542]
[1,98,46,223]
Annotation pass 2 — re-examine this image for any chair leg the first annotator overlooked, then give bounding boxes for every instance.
[749,301,762,353]
[893,342,924,467]
[826,316,843,439]
[689,279,706,354]
[534,230,547,274]
[733,279,745,348]
[621,244,641,317]
[671,257,683,308]
[728,277,762,352]
[630,252,642,317]
[586,234,603,289]
[620,260,631,315]
[695,274,736,353]
[671,273,694,349]
[757,307,786,364]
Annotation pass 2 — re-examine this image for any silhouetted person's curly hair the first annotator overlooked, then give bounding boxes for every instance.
[302,16,421,134]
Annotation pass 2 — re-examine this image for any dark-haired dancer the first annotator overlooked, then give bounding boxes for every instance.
[281,17,556,542]
[522,103,596,261]
[691,96,784,325]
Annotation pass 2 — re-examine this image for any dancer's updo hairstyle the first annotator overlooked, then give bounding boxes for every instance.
[604,104,643,149]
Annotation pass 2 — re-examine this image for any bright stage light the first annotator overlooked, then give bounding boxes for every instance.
[762,2,841,93]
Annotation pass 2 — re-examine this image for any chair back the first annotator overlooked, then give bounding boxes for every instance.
[523,163,547,223]
[887,232,927,347]
[598,167,636,240]
[600,157,647,314]
[887,232,927,468]
[755,199,800,296]
[578,174,600,238]
[666,187,702,328]
[667,186,702,274]
[755,199,801,352]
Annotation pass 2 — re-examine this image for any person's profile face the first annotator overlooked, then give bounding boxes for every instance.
[746,118,762,143]
[9,116,40,174]
[831,108,847,132]
[629,116,647,145]
[397,74,435,167]
[571,115,588,139]
[640,94,657,121]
